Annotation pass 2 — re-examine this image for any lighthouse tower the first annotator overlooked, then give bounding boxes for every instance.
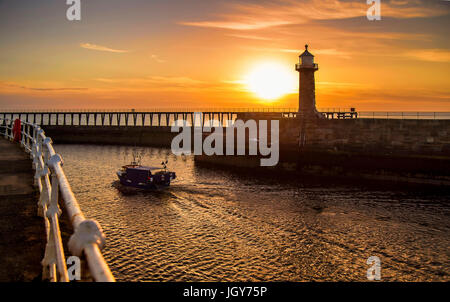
[295,45,319,115]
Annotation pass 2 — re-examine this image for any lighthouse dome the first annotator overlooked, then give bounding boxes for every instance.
[300,44,314,66]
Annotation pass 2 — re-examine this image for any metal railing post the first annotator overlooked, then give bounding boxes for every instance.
[0,117,115,282]
[45,155,69,282]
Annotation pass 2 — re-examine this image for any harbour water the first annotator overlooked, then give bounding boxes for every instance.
[56,144,449,282]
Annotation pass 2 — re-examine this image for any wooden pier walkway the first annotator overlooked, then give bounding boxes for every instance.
[0,138,45,281]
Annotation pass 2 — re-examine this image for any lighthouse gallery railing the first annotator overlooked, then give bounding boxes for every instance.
[0,118,115,282]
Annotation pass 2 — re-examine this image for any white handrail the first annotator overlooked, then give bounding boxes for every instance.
[0,118,115,282]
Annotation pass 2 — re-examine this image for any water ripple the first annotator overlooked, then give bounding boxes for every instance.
[55,144,450,281]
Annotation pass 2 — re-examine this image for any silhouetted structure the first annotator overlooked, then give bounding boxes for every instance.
[296,45,320,117]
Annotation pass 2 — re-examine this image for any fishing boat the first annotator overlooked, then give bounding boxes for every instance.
[116,160,176,190]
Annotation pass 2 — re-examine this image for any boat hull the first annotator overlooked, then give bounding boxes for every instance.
[116,170,174,190]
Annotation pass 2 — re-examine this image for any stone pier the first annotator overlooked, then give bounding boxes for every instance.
[0,139,45,281]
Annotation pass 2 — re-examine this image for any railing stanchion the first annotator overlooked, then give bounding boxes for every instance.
[0,117,115,282]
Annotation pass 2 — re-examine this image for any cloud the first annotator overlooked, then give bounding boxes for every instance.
[335,31,433,41]
[95,76,203,86]
[179,20,290,30]
[94,76,208,92]
[150,54,166,63]
[80,43,128,53]
[179,0,447,31]
[239,46,353,59]
[314,49,353,59]
[275,48,352,59]
[92,76,244,94]
[0,81,88,92]
[145,76,204,86]
[404,49,450,62]
[226,34,275,41]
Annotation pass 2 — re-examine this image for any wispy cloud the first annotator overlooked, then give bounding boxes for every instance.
[276,48,352,58]
[226,34,275,41]
[80,43,129,53]
[94,76,207,91]
[180,0,447,31]
[1,81,88,91]
[240,46,353,59]
[93,76,243,94]
[314,49,352,59]
[179,20,290,30]
[404,49,450,63]
[150,54,166,63]
[145,76,203,85]
[95,76,203,86]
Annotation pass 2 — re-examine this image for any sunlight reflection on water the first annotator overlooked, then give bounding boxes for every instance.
[55,144,449,281]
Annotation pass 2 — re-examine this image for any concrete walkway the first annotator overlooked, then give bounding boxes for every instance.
[0,138,45,281]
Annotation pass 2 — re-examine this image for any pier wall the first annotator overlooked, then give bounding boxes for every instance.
[42,126,179,147]
[197,116,450,185]
[301,118,450,157]
[233,113,450,155]
[42,118,450,184]
[42,118,450,157]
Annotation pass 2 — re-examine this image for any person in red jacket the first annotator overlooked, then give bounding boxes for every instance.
[12,119,21,142]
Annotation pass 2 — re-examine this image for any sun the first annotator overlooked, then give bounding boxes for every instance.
[244,62,297,101]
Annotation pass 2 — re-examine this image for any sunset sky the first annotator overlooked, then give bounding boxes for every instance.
[0,0,449,111]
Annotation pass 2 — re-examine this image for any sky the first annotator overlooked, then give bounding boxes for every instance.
[0,0,449,111]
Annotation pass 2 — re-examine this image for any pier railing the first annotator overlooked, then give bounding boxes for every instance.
[1,110,450,127]
[0,108,299,113]
[357,111,450,120]
[0,118,115,282]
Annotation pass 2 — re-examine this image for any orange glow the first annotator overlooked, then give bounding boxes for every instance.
[0,1,449,111]
[244,62,297,101]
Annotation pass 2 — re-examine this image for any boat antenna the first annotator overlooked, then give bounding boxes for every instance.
[131,149,140,165]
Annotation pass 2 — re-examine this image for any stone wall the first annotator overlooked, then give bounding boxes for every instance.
[42,126,179,147]
[302,118,450,157]
[236,113,450,157]
[42,117,450,184]
[196,114,450,184]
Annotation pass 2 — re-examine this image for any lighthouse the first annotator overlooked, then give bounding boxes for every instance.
[295,45,319,116]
